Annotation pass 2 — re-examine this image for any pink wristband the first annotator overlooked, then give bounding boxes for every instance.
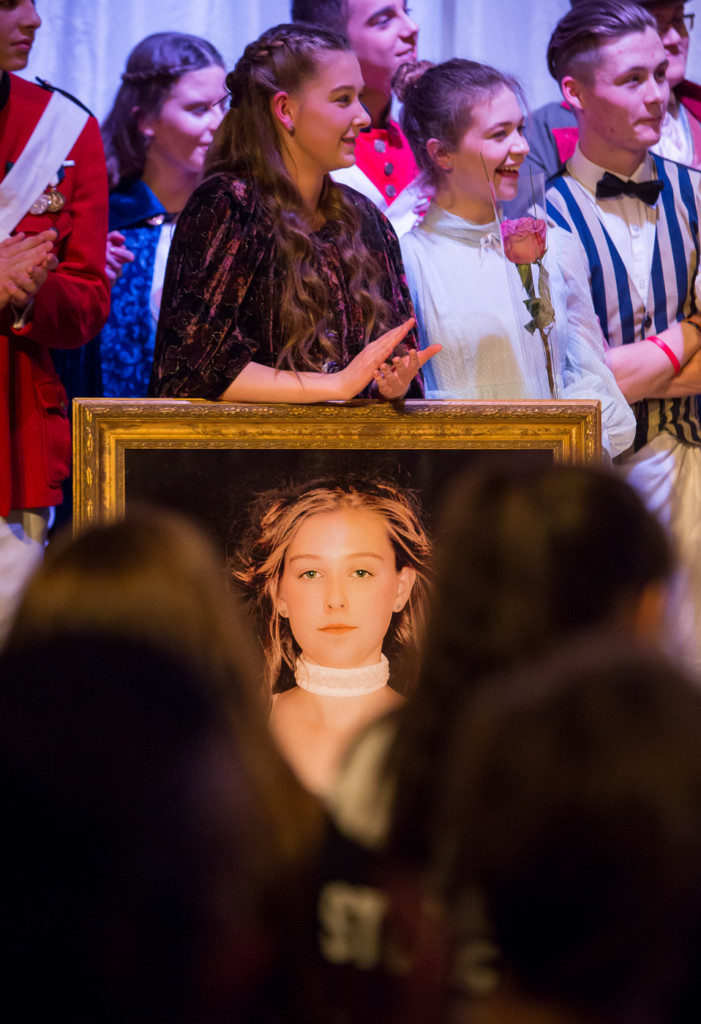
[647,335,681,375]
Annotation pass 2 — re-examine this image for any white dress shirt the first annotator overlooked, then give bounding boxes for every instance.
[149,219,177,328]
[567,146,659,300]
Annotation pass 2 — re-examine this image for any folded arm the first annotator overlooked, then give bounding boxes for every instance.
[555,231,636,456]
[605,317,701,403]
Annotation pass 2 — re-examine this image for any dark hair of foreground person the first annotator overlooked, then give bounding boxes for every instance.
[0,634,307,1022]
[387,462,675,868]
[429,634,701,1024]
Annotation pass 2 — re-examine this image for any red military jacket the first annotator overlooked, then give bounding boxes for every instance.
[0,72,109,516]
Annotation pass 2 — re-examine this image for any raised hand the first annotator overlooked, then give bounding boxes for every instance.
[336,318,438,400]
[105,230,135,285]
[373,343,442,400]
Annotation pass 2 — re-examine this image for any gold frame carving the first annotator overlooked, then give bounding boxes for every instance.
[73,398,602,528]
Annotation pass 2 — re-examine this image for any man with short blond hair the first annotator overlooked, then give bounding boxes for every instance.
[508,0,701,216]
[545,0,701,666]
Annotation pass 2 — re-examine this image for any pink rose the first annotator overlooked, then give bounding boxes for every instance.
[500,217,547,264]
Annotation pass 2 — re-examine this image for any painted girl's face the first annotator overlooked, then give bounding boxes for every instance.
[444,84,529,208]
[276,509,415,671]
[0,0,41,71]
[140,65,228,178]
[281,50,371,179]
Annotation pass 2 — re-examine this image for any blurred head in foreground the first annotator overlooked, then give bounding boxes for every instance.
[8,506,321,873]
[9,505,260,698]
[389,462,675,865]
[0,635,273,1022]
[431,635,701,1024]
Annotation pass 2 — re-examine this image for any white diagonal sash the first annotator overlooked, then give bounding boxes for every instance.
[331,164,428,237]
[0,89,88,241]
[331,164,388,211]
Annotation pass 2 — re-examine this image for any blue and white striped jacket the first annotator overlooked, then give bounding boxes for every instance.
[547,156,701,451]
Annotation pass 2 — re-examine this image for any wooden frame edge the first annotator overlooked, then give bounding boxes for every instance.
[73,398,602,530]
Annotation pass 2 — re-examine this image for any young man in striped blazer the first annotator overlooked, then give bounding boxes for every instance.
[507,0,701,217]
[545,0,701,666]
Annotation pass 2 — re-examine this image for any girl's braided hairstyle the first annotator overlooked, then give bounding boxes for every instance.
[206,23,395,374]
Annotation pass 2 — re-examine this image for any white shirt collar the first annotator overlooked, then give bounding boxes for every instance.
[568,144,657,198]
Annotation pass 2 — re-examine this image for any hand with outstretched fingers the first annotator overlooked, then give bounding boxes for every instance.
[373,342,442,399]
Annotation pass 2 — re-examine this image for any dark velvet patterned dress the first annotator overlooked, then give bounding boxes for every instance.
[149,173,420,399]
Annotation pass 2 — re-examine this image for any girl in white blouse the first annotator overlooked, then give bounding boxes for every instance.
[395,59,635,457]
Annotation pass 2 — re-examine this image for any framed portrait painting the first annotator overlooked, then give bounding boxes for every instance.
[73,398,602,552]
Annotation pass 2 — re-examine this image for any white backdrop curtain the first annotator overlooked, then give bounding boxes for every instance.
[23,0,701,125]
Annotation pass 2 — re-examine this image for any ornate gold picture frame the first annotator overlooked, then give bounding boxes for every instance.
[73,398,602,544]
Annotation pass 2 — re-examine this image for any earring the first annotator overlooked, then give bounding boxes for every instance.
[287,121,295,136]
[394,601,402,612]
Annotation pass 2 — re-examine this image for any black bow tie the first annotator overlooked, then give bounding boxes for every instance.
[595,171,664,206]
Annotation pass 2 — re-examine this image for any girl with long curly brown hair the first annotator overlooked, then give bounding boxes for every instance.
[232,475,432,795]
[149,23,440,404]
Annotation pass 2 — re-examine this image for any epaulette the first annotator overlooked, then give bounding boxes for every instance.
[35,77,94,118]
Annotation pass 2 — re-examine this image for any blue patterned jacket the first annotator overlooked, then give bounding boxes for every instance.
[53,177,167,400]
[100,177,167,397]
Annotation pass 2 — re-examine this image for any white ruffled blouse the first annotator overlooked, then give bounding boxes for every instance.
[400,201,636,458]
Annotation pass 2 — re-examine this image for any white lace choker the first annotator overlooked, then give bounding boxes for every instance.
[294,655,389,697]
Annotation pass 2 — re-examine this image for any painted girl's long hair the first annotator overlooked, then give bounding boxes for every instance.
[206,23,394,373]
[231,476,432,694]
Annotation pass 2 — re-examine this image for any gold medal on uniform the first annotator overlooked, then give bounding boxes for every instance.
[29,167,65,216]
[46,187,65,213]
